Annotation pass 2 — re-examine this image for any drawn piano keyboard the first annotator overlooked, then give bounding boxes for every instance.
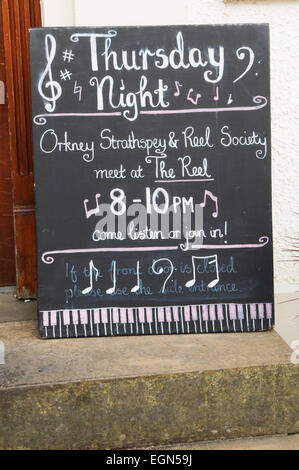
[40,302,273,338]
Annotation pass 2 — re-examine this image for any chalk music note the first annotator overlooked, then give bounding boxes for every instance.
[174,81,182,96]
[213,86,219,101]
[152,258,174,294]
[82,260,99,294]
[185,255,219,288]
[84,193,101,219]
[200,190,218,218]
[187,88,202,105]
[227,93,233,105]
[38,34,62,112]
[73,81,82,101]
[106,260,116,294]
[131,261,140,293]
[233,47,255,83]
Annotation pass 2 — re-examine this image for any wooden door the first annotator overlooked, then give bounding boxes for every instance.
[0,1,15,286]
[1,0,41,297]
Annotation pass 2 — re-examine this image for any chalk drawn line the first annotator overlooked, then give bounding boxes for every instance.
[33,96,268,125]
[191,236,269,250]
[140,96,267,115]
[155,178,214,183]
[41,246,179,264]
[33,111,122,125]
[42,236,269,264]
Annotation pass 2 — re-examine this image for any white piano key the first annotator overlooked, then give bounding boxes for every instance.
[202,305,209,332]
[43,311,49,327]
[191,305,198,333]
[217,304,224,332]
[250,304,257,331]
[127,308,134,334]
[165,307,172,334]
[50,310,57,338]
[93,308,100,336]
[157,307,164,334]
[146,307,153,334]
[138,307,145,334]
[229,304,237,332]
[120,308,127,334]
[237,304,244,332]
[183,306,190,333]
[266,303,272,328]
[80,309,88,337]
[172,306,179,334]
[71,310,78,337]
[112,308,119,335]
[209,305,216,332]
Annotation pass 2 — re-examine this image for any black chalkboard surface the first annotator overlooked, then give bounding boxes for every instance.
[30,24,274,339]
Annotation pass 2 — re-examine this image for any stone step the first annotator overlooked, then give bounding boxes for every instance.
[0,320,298,449]
[143,433,299,450]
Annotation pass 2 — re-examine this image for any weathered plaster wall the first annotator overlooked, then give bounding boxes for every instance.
[41,0,299,287]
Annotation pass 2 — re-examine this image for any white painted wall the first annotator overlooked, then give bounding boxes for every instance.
[41,0,299,288]
[74,0,189,26]
[41,0,75,26]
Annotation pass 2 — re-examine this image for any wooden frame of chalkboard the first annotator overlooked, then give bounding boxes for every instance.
[30,24,274,339]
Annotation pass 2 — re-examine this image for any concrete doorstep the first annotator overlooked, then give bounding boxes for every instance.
[0,308,298,450]
[145,433,299,450]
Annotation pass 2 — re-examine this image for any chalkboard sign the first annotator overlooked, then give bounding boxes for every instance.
[30,24,274,339]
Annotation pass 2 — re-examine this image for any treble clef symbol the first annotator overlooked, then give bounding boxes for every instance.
[38,34,62,113]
